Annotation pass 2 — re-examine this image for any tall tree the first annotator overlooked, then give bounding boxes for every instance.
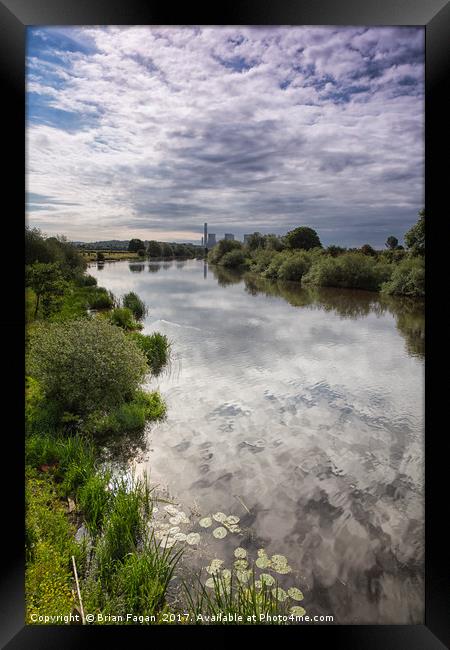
[285,226,322,250]
[385,236,399,250]
[128,238,145,253]
[404,209,425,256]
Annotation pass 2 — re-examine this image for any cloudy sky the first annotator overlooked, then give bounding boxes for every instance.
[26,26,424,246]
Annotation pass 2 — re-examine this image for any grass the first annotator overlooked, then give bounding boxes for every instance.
[122,292,147,320]
[184,570,290,624]
[109,307,142,331]
[128,332,171,375]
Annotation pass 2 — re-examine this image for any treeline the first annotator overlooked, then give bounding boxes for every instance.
[208,210,425,298]
[128,238,201,259]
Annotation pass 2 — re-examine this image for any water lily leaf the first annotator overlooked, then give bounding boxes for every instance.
[160,536,176,548]
[186,532,200,545]
[173,532,187,542]
[168,526,180,535]
[236,570,251,583]
[233,559,248,570]
[213,512,227,523]
[234,547,247,559]
[259,573,275,586]
[212,526,227,539]
[255,556,272,569]
[287,587,304,601]
[290,606,306,616]
[272,587,288,602]
[225,515,240,525]
[205,578,215,588]
[206,559,224,575]
[221,569,232,581]
[164,505,179,516]
[199,517,212,528]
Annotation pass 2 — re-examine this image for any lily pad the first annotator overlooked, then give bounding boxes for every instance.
[255,556,272,569]
[225,515,240,525]
[173,532,187,542]
[259,573,275,587]
[205,578,215,588]
[272,587,288,602]
[213,512,227,523]
[287,587,304,601]
[206,559,224,575]
[233,559,248,570]
[290,606,306,617]
[199,517,212,528]
[212,526,227,539]
[234,547,247,559]
[164,504,179,516]
[186,532,200,545]
[160,536,176,548]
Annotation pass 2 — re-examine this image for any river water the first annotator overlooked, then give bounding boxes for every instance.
[90,259,424,624]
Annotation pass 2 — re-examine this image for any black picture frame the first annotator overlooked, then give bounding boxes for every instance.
[2,1,448,648]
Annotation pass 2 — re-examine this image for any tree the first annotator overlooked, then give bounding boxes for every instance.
[264,234,284,251]
[27,318,148,414]
[245,232,266,250]
[128,238,145,253]
[160,242,174,257]
[360,244,376,256]
[404,209,425,256]
[26,262,67,318]
[385,236,399,250]
[147,240,162,257]
[285,226,322,250]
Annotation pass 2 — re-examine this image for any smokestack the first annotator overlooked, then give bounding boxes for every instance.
[204,222,208,251]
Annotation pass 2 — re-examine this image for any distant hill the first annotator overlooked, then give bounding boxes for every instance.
[71,240,130,250]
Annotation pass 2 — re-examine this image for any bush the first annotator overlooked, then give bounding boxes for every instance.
[303,253,392,291]
[277,252,312,281]
[381,257,425,297]
[122,292,147,320]
[262,252,286,279]
[128,332,170,375]
[208,239,242,264]
[74,273,97,287]
[84,390,166,436]
[248,249,275,273]
[87,288,114,310]
[110,307,141,331]
[220,249,248,269]
[27,318,149,414]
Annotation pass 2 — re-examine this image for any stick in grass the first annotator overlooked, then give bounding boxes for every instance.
[72,555,86,625]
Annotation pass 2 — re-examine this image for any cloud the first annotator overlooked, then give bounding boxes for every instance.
[26,26,424,246]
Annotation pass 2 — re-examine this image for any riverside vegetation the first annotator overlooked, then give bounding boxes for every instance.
[207,209,425,299]
[25,227,296,625]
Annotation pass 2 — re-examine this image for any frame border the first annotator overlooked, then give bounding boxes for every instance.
[2,1,448,647]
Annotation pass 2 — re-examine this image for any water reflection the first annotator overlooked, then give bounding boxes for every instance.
[148,263,162,273]
[89,259,424,624]
[128,262,145,273]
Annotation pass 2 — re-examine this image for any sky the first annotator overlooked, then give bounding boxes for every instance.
[26,26,424,246]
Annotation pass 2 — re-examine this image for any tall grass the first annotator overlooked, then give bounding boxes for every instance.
[122,292,147,320]
[128,332,171,375]
[184,570,288,624]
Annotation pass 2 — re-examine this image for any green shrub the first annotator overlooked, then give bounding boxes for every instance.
[128,332,170,374]
[248,249,274,274]
[208,239,242,264]
[74,273,97,287]
[263,252,286,279]
[381,257,425,297]
[220,249,248,269]
[277,252,312,281]
[303,253,392,291]
[122,292,147,320]
[27,318,149,414]
[110,307,141,331]
[86,288,114,310]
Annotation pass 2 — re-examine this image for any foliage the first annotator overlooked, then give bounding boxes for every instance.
[244,232,266,250]
[284,226,322,250]
[326,245,347,257]
[84,390,166,437]
[360,244,376,256]
[86,287,115,310]
[26,263,67,318]
[78,471,112,535]
[110,307,142,331]
[208,239,242,264]
[128,332,170,375]
[27,318,149,414]
[381,256,425,298]
[220,249,248,269]
[122,292,147,320]
[277,252,312,282]
[303,252,392,291]
[97,252,105,262]
[385,236,399,250]
[74,273,97,287]
[128,238,145,253]
[404,209,425,256]
[25,227,86,277]
[160,242,174,257]
[147,240,162,257]
[25,475,78,622]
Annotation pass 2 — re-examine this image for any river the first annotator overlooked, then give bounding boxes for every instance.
[89,258,424,624]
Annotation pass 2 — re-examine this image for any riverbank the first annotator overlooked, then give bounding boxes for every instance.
[25,229,298,624]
